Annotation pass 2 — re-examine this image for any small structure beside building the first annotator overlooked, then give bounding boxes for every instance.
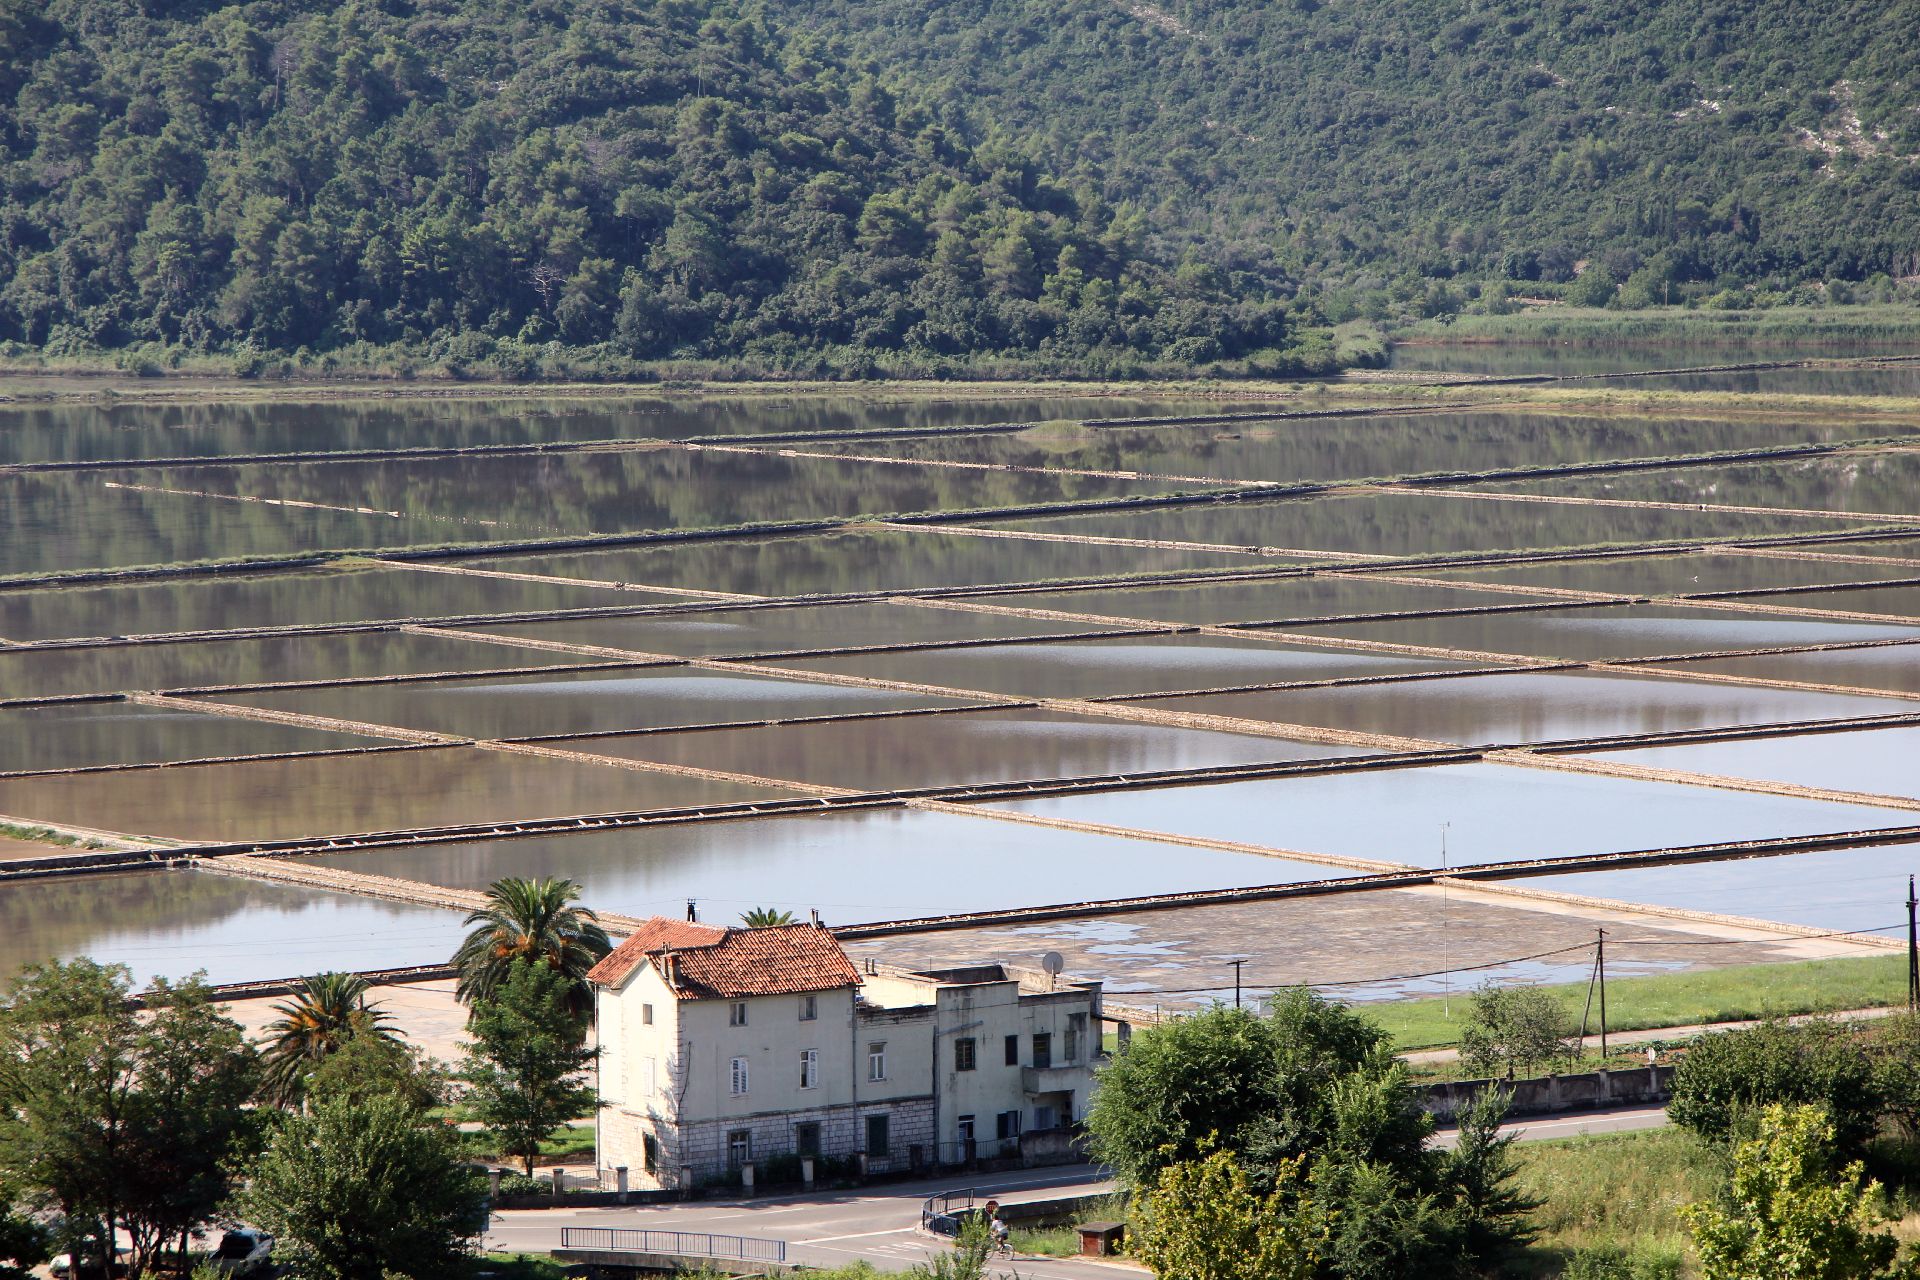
[589,915,1102,1190]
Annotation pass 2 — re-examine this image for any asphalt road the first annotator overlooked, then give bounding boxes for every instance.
[487,1105,1671,1274]
[484,1162,1124,1278]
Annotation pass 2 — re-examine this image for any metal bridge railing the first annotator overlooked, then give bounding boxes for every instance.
[559,1227,787,1263]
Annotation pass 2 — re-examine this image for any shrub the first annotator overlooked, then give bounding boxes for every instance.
[1457,983,1574,1078]
[1666,1020,1880,1155]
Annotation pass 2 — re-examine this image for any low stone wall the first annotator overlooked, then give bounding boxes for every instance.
[1417,1065,1676,1124]
[1017,1126,1087,1166]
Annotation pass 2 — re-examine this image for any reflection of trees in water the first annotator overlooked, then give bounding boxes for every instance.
[832,411,1878,486]
[0,870,373,984]
[0,746,762,843]
[1018,490,1863,557]
[0,628,573,701]
[0,702,359,773]
[1444,549,1920,599]
[1505,453,1920,519]
[156,448,1162,540]
[0,471,466,579]
[495,529,1227,596]
[2,396,1208,466]
[0,562,611,644]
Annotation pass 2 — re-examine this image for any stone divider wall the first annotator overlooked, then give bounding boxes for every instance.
[1416,1065,1677,1123]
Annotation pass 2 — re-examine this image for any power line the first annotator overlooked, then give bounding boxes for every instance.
[1103,923,1911,999]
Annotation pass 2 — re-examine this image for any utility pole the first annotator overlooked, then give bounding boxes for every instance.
[1908,876,1918,1013]
[1440,822,1451,1019]
[1230,959,1245,1009]
[1597,928,1609,1062]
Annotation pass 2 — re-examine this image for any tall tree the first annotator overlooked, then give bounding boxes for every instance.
[0,962,259,1279]
[739,907,795,927]
[117,978,262,1275]
[1086,992,1534,1279]
[240,1093,487,1280]
[459,962,599,1176]
[259,972,403,1107]
[453,877,611,1022]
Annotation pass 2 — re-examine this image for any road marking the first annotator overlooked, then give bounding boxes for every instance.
[797,1227,918,1245]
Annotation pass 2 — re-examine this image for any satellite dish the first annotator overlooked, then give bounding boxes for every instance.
[1040,952,1065,976]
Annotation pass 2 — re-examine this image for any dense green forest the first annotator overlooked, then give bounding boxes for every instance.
[787,0,1920,317]
[0,0,1309,376]
[3,0,1919,376]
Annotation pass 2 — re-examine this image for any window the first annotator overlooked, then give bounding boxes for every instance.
[1032,1033,1052,1069]
[1035,1104,1056,1131]
[641,1056,657,1096]
[799,1048,818,1090]
[1066,1012,1087,1062]
[729,1001,749,1027]
[996,1110,1022,1142]
[794,1121,821,1157]
[954,1037,977,1071]
[643,1133,661,1173]
[730,1056,750,1096]
[1004,1034,1019,1066]
[727,1130,752,1169]
[868,1042,887,1081]
[799,994,817,1021]
[641,1003,654,1025]
[956,1115,975,1146]
[865,1113,891,1158]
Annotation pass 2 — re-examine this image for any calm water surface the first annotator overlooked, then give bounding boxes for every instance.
[0,745,790,842]
[1590,725,1920,800]
[215,666,980,739]
[781,633,1489,700]
[0,628,589,700]
[996,763,1917,866]
[1518,840,1920,936]
[593,709,1372,791]
[1143,669,1903,745]
[0,870,468,987]
[299,807,1338,925]
[990,490,1874,559]
[812,411,1906,484]
[473,528,1274,595]
[0,395,1271,465]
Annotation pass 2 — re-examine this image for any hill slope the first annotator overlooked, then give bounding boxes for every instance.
[0,0,1301,373]
[783,0,1920,298]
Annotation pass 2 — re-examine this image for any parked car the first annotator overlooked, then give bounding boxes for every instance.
[207,1229,275,1277]
[48,1242,125,1280]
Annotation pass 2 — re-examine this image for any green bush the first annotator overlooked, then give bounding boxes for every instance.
[1666,1019,1881,1155]
[1561,1244,1683,1280]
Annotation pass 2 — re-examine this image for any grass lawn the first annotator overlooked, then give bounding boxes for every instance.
[463,1121,596,1165]
[1362,954,1907,1051]
[1009,1226,1083,1258]
[1506,1127,1720,1277]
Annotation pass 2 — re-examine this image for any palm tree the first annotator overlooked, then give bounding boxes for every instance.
[259,972,402,1106]
[740,907,796,928]
[453,876,612,1021]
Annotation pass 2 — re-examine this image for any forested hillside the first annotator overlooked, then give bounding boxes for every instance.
[0,0,1301,374]
[5,0,1918,375]
[786,0,1920,307]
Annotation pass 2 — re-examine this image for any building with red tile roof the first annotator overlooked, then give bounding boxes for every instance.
[592,915,1101,1191]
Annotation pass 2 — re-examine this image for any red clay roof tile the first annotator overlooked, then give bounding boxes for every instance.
[587,918,725,987]
[589,918,863,1000]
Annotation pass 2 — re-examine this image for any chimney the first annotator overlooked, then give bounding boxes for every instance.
[810,908,822,929]
[661,951,678,987]
[686,899,698,922]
